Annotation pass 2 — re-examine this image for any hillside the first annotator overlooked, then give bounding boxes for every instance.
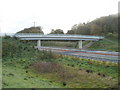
[17,26,44,34]
[87,38,118,52]
[67,14,118,36]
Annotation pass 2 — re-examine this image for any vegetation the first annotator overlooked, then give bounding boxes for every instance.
[16,14,118,39]
[88,38,118,52]
[14,14,118,52]
[2,13,119,88]
[67,14,118,36]
[2,36,119,88]
[17,26,44,34]
[49,29,64,34]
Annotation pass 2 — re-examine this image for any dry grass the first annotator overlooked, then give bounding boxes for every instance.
[32,62,63,73]
[31,62,77,82]
[31,61,118,88]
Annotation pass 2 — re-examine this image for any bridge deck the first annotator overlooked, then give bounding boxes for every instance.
[14,33,104,41]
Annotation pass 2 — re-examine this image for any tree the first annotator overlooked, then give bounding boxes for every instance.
[50,29,55,34]
[71,24,78,30]
[67,30,75,34]
[67,23,90,35]
[76,24,90,35]
[66,14,118,36]
[91,24,102,35]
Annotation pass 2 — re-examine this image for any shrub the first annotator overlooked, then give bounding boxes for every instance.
[71,64,74,67]
[62,81,67,86]
[106,33,113,38]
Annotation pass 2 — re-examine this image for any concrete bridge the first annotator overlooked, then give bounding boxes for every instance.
[14,33,104,49]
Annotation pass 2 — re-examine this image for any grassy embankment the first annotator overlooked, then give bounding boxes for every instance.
[2,36,119,88]
[87,36,119,52]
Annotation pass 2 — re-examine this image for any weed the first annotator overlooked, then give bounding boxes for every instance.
[97,73,106,77]
[71,64,74,67]
[24,78,27,80]
[24,66,29,69]
[8,73,14,76]
[62,81,67,86]
[3,82,8,86]
[26,70,28,73]
[86,70,93,73]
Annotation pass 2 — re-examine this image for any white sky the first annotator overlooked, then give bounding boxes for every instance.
[0,0,119,34]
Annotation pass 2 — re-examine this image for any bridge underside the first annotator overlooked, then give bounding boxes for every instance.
[20,39,96,49]
[37,40,83,49]
[19,38,100,49]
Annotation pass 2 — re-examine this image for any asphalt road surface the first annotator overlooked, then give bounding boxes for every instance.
[35,46,119,63]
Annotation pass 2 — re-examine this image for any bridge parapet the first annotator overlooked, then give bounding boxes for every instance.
[14,33,104,40]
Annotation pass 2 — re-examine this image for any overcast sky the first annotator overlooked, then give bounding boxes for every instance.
[0,0,119,34]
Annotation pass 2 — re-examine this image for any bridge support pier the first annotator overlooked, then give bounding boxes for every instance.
[37,40,41,47]
[78,40,82,49]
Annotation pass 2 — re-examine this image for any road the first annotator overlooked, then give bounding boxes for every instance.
[35,46,119,63]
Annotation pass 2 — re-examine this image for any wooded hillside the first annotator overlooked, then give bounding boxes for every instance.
[67,14,118,36]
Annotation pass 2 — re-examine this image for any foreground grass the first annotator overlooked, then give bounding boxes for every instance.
[2,56,119,88]
[2,59,63,88]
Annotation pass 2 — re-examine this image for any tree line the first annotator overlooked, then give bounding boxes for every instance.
[67,14,118,36]
[17,14,118,36]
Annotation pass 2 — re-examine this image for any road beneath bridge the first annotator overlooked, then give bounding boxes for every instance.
[35,46,120,63]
